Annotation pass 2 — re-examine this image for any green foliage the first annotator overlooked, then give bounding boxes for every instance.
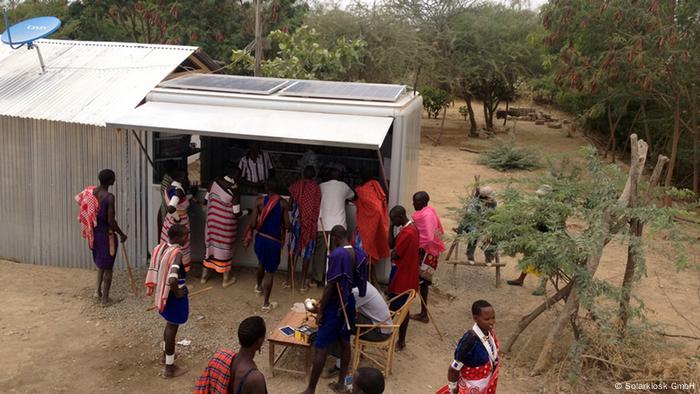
[305,4,433,84]
[458,105,468,120]
[450,4,544,129]
[455,149,693,375]
[542,0,700,189]
[420,87,451,119]
[478,141,540,171]
[231,25,366,80]
[1,0,307,63]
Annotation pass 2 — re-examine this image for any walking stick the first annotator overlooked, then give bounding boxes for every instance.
[120,242,138,295]
[146,286,213,311]
[288,247,297,293]
[419,292,443,340]
[319,218,330,286]
[336,283,352,331]
[319,218,352,331]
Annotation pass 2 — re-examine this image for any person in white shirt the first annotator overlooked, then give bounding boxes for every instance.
[326,282,393,377]
[311,169,355,286]
[238,143,274,188]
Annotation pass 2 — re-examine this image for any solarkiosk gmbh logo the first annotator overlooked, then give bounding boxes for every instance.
[614,381,696,391]
[27,25,50,30]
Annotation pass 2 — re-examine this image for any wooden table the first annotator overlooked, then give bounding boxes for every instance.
[268,310,316,378]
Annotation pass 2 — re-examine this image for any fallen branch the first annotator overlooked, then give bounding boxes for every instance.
[581,354,643,372]
[458,147,485,154]
[673,215,700,225]
[656,331,700,341]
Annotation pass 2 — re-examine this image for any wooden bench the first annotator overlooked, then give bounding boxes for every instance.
[443,240,506,287]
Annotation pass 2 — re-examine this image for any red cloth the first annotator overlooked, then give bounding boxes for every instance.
[435,333,500,394]
[389,223,420,294]
[288,179,321,251]
[75,186,98,250]
[355,180,390,261]
[244,195,282,249]
[194,348,236,394]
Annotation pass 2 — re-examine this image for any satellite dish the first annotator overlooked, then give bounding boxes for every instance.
[2,13,62,73]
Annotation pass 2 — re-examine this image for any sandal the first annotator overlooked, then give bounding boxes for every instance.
[299,286,309,294]
[506,280,524,286]
[261,302,278,312]
[254,285,262,295]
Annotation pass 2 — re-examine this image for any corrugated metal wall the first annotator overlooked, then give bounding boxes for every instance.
[0,116,148,270]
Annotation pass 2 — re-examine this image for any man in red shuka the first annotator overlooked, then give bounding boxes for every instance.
[387,205,420,350]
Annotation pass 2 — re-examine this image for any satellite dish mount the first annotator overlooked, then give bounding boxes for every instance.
[2,10,61,74]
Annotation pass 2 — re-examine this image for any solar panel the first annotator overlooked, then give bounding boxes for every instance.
[159,75,290,95]
[279,80,406,102]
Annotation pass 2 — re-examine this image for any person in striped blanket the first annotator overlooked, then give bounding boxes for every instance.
[202,167,250,287]
[145,224,190,379]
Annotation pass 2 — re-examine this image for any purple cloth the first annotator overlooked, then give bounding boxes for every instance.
[92,197,117,269]
[327,246,369,304]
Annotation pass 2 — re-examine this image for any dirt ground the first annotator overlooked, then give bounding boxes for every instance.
[1,101,699,394]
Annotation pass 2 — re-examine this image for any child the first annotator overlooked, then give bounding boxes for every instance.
[145,224,190,378]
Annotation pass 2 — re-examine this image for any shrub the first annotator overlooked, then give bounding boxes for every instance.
[421,87,451,119]
[458,105,469,120]
[478,141,540,171]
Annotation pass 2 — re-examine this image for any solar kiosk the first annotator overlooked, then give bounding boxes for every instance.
[108,75,423,280]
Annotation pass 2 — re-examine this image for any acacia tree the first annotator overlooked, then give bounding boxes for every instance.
[460,135,686,375]
[305,3,434,84]
[451,4,542,132]
[230,25,366,80]
[542,0,700,187]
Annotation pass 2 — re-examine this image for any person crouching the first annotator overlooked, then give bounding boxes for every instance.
[145,223,190,378]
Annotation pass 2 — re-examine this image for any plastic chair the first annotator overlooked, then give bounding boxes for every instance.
[351,289,416,376]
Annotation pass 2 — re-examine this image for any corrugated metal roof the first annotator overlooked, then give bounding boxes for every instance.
[0,39,198,126]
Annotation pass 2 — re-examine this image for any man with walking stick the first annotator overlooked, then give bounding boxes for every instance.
[75,169,127,306]
[301,225,368,394]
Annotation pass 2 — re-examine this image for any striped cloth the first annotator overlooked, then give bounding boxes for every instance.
[160,183,191,272]
[288,178,321,255]
[204,181,238,273]
[145,242,182,313]
[74,186,98,250]
[239,152,273,184]
[194,348,236,394]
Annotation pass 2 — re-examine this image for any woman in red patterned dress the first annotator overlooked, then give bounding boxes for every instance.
[437,300,499,394]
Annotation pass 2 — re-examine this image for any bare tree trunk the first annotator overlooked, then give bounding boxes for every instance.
[617,137,662,337]
[604,101,630,163]
[466,97,478,136]
[664,94,682,203]
[531,134,648,375]
[503,281,574,353]
[641,104,653,158]
[604,104,614,159]
[482,100,490,130]
[503,101,509,126]
[435,106,448,145]
[531,289,580,375]
[691,106,699,194]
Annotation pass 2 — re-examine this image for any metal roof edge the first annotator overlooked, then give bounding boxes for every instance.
[34,39,199,52]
